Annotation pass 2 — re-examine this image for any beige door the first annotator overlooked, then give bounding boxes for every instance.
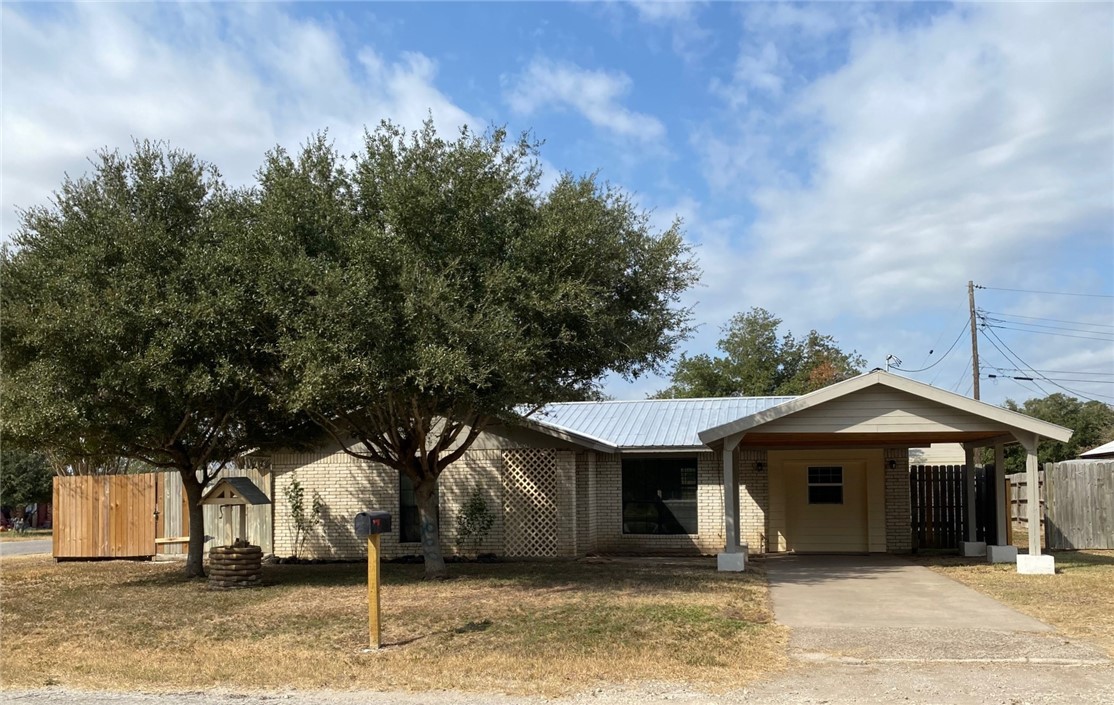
[784,461,868,552]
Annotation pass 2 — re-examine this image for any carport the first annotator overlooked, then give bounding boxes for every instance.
[698,371,1073,574]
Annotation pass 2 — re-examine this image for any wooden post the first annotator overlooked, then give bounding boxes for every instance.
[238,506,247,543]
[368,534,381,649]
[223,506,234,546]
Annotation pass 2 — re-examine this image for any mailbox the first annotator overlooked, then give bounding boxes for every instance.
[355,511,392,537]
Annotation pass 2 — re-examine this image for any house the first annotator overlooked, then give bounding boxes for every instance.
[267,371,1071,572]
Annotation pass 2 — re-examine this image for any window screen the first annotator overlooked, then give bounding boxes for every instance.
[807,466,843,504]
[621,457,698,534]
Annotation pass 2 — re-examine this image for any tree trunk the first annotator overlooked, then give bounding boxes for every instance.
[414,477,447,579]
[181,468,207,579]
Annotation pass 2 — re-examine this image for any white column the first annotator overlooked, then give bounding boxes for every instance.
[718,440,745,572]
[1016,433,1054,574]
[723,445,738,553]
[986,443,1016,563]
[994,444,1008,543]
[961,445,985,556]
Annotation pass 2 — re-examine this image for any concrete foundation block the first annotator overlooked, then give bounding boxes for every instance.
[717,551,746,572]
[960,541,987,557]
[1017,554,1056,575]
[986,545,1018,564]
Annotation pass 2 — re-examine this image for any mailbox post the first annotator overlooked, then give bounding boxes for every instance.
[354,511,391,649]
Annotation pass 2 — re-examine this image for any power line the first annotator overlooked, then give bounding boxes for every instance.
[952,355,972,393]
[981,315,1114,336]
[975,285,1114,299]
[985,374,1113,384]
[978,327,1052,397]
[981,310,1114,330]
[988,366,1114,377]
[890,318,969,373]
[981,323,1114,343]
[981,324,1113,402]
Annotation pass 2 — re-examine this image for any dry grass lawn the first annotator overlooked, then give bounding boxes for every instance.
[0,530,52,543]
[0,554,786,695]
[917,549,1114,656]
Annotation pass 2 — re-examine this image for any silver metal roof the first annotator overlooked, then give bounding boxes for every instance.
[530,396,797,450]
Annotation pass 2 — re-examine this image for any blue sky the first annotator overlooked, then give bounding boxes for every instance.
[3,1,1112,406]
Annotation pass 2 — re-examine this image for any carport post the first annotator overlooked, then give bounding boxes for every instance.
[1016,432,1054,574]
[985,443,1018,564]
[717,436,745,572]
[960,446,985,556]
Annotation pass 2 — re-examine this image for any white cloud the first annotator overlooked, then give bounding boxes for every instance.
[505,58,666,142]
[0,3,479,238]
[704,4,1113,322]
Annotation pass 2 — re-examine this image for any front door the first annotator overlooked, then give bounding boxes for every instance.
[784,460,869,552]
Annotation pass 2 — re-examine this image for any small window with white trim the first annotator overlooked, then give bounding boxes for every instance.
[807,466,843,504]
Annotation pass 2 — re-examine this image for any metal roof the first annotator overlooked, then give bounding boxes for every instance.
[1081,439,1114,459]
[530,396,796,450]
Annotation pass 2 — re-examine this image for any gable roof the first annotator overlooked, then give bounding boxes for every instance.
[697,370,1073,445]
[529,396,795,450]
[201,476,272,505]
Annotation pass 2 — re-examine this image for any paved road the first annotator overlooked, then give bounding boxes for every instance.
[0,539,51,557]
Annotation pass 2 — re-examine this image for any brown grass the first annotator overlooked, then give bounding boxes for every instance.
[0,530,52,543]
[917,549,1114,656]
[0,554,786,695]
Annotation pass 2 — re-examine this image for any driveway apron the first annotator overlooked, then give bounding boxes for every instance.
[764,554,1106,664]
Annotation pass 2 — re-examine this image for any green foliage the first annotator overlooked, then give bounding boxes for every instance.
[0,448,53,509]
[283,477,323,558]
[455,487,495,555]
[258,120,698,575]
[1001,394,1114,473]
[654,307,866,398]
[0,141,307,575]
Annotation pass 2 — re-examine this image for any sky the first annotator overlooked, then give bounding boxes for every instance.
[3,1,1112,407]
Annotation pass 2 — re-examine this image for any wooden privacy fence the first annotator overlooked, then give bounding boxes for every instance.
[1043,460,1113,550]
[1008,469,1045,537]
[53,474,158,558]
[53,465,273,560]
[157,466,273,556]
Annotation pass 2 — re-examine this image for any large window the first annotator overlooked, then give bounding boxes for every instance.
[622,457,698,534]
[807,466,843,505]
[399,472,421,543]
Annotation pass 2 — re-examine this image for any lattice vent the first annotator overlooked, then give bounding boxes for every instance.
[503,448,559,557]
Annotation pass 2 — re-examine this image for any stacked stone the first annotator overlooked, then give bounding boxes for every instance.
[208,541,263,589]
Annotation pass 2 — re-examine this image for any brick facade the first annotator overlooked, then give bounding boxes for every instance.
[884,447,913,552]
[270,440,915,559]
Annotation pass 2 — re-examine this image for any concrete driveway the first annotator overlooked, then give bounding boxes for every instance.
[765,554,1104,663]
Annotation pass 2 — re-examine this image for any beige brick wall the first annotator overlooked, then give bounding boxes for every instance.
[884,447,913,552]
[738,449,769,553]
[273,446,504,560]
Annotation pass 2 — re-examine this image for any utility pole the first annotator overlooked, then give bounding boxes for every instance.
[968,280,980,400]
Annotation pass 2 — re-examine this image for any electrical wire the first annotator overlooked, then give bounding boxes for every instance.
[980,316,1114,336]
[984,325,1114,343]
[980,310,1114,330]
[988,366,1114,377]
[975,285,1114,299]
[981,323,1114,402]
[890,317,969,373]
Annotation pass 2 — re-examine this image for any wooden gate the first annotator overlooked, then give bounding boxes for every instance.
[910,464,999,550]
[910,465,966,549]
[53,474,158,558]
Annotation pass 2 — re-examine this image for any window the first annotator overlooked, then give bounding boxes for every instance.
[807,466,843,504]
[399,472,421,543]
[622,457,698,534]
